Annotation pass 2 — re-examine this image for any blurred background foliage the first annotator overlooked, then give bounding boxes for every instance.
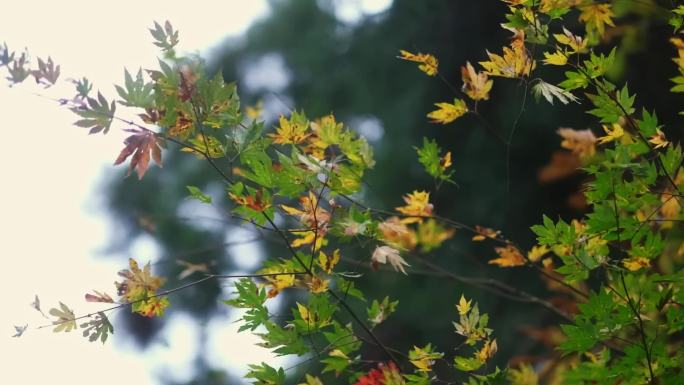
[101,0,683,383]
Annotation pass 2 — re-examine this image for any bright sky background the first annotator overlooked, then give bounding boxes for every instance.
[0,1,392,384]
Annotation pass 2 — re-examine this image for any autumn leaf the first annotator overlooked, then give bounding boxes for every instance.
[479,28,535,78]
[579,4,615,37]
[49,302,77,333]
[597,123,624,144]
[395,190,434,224]
[378,216,417,250]
[543,50,568,66]
[398,49,438,76]
[622,256,650,271]
[409,344,443,372]
[269,112,310,144]
[532,80,578,105]
[318,249,340,274]
[649,129,669,149]
[475,339,498,362]
[30,294,47,318]
[85,290,114,303]
[456,295,472,316]
[114,128,165,179]
[554,27,587,53]
[527,245,550,263]
[472,225,500,241]
[371,245,410,274]
[557,128,597,159]
[115,258,166,304]
[489,245,526,267]
[461,61,492,101]
[427,99,468,124]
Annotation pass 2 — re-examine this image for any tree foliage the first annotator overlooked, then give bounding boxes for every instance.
[5,1,684,384]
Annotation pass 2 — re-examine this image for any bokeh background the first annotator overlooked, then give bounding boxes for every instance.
[3,0,682,384]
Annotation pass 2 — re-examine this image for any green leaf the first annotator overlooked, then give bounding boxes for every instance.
[532,80,579,105]
[454,356,484,372]
[71,91,116,134]
[186,185,212,204]
[80,312,113,343]
[115,68,154,107]
[245,362,285,385]
[49,302,77,333]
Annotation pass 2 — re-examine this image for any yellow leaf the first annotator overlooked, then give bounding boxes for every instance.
[318,249,340,274]
[297,302,311,323]
[543,51,568,66]
[268,114,310,144]
[308,276,329,294]
[456,295,472,316]
[245,100,263,120]
[440,151,453,170]
[298,374,324,385]
[396,191,434,223]
[597,123,624,144]
[398,49,439,76]
[472,225,500,241]
[554,27,588,53]
[622,256,651,271]
[579,4,615,37]
[527,245,550,263]
[649,129,669,149]
[490,245,526,267]
[378,216,417,250]
[461,61,493,101]
[479,29,535,78]
[475,339,498,362]
[427,99,468,124]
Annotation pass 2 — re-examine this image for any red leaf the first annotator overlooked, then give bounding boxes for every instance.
[114,128,165,179]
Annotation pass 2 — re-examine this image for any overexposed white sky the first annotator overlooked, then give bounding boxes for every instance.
[0,1,392,384]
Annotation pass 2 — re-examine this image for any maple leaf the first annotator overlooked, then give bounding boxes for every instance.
[398,49,438,76]
[49,302,77,333]
[307,276,329,294]
[427,99,468,124]
[579,4,615,37]
[12,324,28,338]
[532,80,578,105]
[269,113,310,144]
[259,266,296,298]
[597,123,624,144]
[456,295,472,316]
[472,225,500,241]
[168,110,194,140]
[461,61,492,101]
[85,290,114,303]
[479,28,535,78]
[648,129,669,149]
[622,256,651,272]
[417,219,455,252]
[409,344,443,372]
[489,245,526,267]
[475,339,498,362]
[543,50,568,66]
[299,374,324,385]
[115,258,165,303]
[527,245,550,263]
[71,91,116,134]
[318,249,340,274]
[176,259,211,280]
[80,312,113,343]
[554,27,588,54]
[557,128,597,159]
[280,191,331,229]
[378,216,417,250]
[149,20,179,52]
[30,57,60,87]
[371,245,410,274]
[395,191,434,224]
[114,128,164,179]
